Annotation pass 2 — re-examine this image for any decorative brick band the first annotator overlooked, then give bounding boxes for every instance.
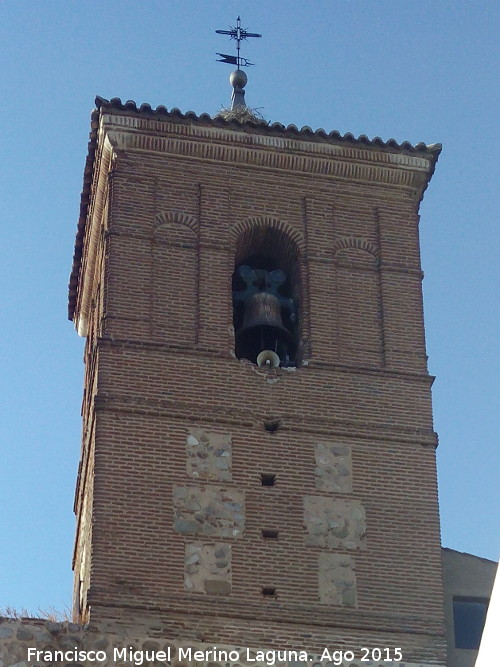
[105,128,432,190]
[92,390,438,446]
[102,113,434,170]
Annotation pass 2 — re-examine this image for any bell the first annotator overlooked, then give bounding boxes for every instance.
[238,292,291,339]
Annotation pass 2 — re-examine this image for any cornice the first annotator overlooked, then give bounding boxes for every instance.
[103,115,434,190]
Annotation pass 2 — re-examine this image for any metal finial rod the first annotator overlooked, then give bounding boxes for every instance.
[216,16,261,69]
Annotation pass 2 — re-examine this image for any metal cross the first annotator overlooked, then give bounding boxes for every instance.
[216,16,261,68]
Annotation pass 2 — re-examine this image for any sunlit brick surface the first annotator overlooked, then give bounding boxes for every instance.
[70,105,446,664]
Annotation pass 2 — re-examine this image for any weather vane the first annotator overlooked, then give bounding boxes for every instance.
[216,16,262,69]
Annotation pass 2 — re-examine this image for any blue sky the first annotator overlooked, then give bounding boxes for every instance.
[1,1,498,614]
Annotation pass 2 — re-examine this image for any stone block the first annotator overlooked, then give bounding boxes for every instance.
[173,486,244,538]
[204,579,231,595]
[186,428,232,482]
[304,496,366,549]
[59,634,82,648]
[318,553,357,606]
[46,621,63,634]
[314,443,352,493]
[184,542,231,594]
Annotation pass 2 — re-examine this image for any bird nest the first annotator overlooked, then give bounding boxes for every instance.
[215,106,267,124]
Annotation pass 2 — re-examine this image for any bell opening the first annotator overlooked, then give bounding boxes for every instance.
[233,252,298,367]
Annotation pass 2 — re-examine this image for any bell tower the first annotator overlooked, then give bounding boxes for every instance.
[69,37,446,667]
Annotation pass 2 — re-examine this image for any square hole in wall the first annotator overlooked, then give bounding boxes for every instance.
[261,473,276,486]
[261,586,277,597]
[263,418,281,433]
[261,529,279,539]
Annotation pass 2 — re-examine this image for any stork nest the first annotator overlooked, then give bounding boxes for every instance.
[215,106,267,124]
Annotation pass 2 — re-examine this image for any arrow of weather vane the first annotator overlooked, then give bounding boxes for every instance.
[216,16,261,69]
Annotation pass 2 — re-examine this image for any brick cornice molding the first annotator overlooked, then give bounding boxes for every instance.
[103,116,435,191]
[93,392,438,447]
[87,594,445,637]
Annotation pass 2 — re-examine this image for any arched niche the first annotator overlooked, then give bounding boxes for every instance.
[152,211,198,345]
[334,243,383,366]
[232,222,304,367]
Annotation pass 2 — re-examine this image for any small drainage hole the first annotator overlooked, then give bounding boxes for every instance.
[264,419,281,433]
[262,529,279,539]
[261,473,277,486]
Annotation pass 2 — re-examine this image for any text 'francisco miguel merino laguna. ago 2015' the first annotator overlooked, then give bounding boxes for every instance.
[27,645,406,666]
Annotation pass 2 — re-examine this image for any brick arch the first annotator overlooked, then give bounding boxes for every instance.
[230,216,305,254]
[332,236,379,258]
[154,210,198,233]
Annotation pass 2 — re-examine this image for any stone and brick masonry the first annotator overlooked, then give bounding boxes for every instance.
[2,99,447,667]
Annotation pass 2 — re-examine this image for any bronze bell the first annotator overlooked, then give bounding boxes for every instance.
[238,292,292,339]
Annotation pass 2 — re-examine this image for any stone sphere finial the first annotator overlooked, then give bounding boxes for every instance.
[230,69,248,89]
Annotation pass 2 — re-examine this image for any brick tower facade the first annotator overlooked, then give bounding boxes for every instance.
[69,96,446,665]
